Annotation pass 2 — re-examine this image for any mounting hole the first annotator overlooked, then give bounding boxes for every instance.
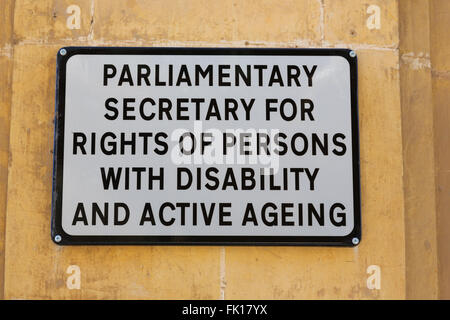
[54,235,62,243]
[349,50,357,58]
[352,237,360,245]
[59,48,67,56]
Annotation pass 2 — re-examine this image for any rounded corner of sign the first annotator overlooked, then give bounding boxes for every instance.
[55,48,362,247]
[57,47,67,58]
[51,228,64,245]
[334,50,357,68]
[51,235,64,246]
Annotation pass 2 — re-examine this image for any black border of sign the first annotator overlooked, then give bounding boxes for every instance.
[51,47,361,246]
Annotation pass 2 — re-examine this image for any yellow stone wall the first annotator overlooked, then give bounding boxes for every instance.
[0,0,447,299]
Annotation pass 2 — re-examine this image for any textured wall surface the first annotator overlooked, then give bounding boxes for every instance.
[399,0,438,300]
[1,0,444,299]
[430,0,450,300]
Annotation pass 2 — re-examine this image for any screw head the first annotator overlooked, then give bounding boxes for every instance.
[54,235,62,243]
[352,237,360,245]
[59,48,67,56]
[349,50,357,58]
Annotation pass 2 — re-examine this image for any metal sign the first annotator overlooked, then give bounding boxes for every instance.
[51,47,361,246]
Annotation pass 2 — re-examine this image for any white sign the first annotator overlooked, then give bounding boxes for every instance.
[52,47,361,246]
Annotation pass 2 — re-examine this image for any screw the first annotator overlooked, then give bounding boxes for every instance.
[352,237,359,245]
[60,48,67,56]
[349,50,357,58]
[54,235,62,243]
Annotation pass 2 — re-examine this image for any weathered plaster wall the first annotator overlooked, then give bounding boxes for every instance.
[399,0,439,300]
[0,0,432,299]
